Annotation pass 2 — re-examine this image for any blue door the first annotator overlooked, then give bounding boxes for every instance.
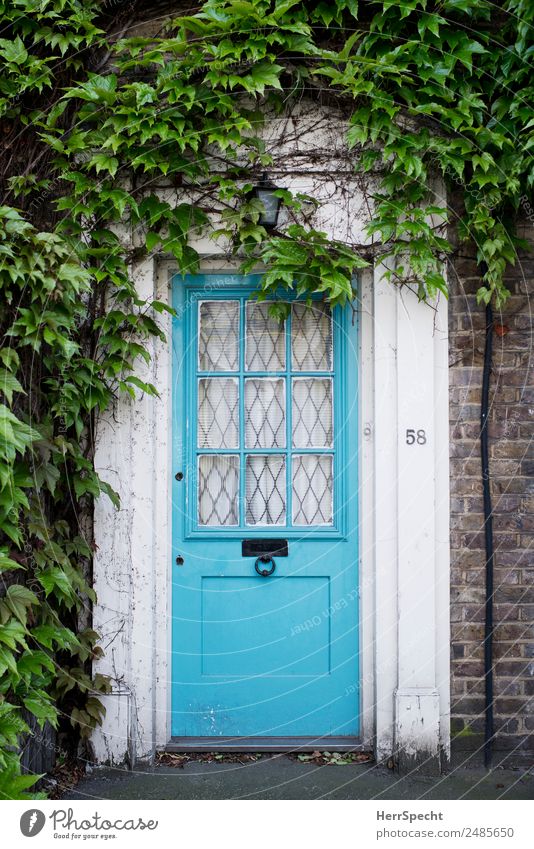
[171,274,359,740]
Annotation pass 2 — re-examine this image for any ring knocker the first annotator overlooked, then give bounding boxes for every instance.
[255,554,276,577]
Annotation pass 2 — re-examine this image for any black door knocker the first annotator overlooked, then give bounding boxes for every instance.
[255,554,276,577]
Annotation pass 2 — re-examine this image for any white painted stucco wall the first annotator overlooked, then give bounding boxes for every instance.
[90,102,450,771]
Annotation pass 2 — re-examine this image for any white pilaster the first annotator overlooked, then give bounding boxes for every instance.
[373,262,399,764]
[373,264,450,772]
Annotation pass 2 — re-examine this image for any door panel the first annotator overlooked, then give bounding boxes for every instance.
[201,576,330,676]
[171,274,359,738]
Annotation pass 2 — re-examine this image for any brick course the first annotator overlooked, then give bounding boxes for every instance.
[449,215,534,766]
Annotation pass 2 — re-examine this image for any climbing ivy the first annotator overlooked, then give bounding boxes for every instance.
[0,0,532,796]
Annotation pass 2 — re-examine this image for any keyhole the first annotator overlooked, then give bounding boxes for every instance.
[176,555,184,565]
[175,472,183,481]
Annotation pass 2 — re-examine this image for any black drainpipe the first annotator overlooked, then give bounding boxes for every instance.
[479,261,494,768]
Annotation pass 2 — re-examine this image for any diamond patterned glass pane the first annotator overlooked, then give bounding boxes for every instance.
[291,302,332,371]
[199,301,239,371]
[198,455,239,526]
[292,378,332,448]
[245,302,285,371]
[198,378,239,448]
[246,455,286,525]
[245,378,285,449]
[292,455,333,525]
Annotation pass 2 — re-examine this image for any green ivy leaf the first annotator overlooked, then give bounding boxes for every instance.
[0,369,24,406]
[90,154,119,177]
[22,696,58,729]
[1,585,38,625]
[246,62,284,94]
[0,620,27,651]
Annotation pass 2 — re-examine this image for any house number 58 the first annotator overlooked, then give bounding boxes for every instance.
[406,429,427,445]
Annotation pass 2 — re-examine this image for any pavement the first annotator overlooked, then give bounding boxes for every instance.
[62,757,534,800]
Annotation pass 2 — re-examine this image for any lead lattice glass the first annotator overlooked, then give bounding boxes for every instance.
[198,455,239,526]
[245,378,286,448]
[198,378,239,448]
[292,378,332,448]
[199,300,239,371]
[246,302,286,371]
[291,302,332,371]
[246,455,286,525]
[195,298,335,528]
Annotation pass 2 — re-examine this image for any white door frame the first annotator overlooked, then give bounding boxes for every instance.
[91,255,450,771]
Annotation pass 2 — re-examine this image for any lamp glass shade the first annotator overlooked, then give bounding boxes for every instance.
[256,185,281,229]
